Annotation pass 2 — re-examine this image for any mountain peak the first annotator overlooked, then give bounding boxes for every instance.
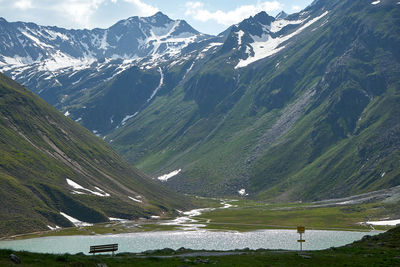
[146,11,173,24]
[275,11,288,20]
[252,11,275,25]
[152,11,168,18]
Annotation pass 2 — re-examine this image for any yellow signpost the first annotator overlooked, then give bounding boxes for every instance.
[297,226,306,251]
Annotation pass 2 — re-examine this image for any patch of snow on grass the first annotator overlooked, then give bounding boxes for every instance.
[109,217,128,222]
[365,219,400,226]
[129,196,143,203]
[238,189,249,196]
[94,186,110,197]
[159,200,236,231]
[337,200,355,205]
[160,207,212,230]
[121,112,138,126]
[66,178,85,190]
[60,212,93,227]
[66,179,110,197]
[157,169,182,182]
[236,11,328,69]
[220,200,238,209]
[71,190,87,195]
[47,225,61,230]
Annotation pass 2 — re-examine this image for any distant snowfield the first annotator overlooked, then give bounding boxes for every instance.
[66,178,110,197]
[59,212,93,227]
[157,169,182,182]
[236,11,329,69]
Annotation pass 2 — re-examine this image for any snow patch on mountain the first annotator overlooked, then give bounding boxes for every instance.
[147,67,164,102]
[66,178,110,197]
[157,169,182,182]
[47,225,61,230]
[269,18,303,33]
[19,28,54,49]
[121,112,138,126]
[60,212,93,227]
[235,11,328,69]
[129,196,143,203]
[237,30,245,46]
[238,189,249,196]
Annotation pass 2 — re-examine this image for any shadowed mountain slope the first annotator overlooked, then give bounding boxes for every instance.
[0,73,191,236]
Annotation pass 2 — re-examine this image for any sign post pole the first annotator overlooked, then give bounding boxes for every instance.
[297,226,305,251]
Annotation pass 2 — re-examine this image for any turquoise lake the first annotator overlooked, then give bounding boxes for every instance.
[0,229,379,254]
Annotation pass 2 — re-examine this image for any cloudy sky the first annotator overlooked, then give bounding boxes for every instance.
[0,0,314,35]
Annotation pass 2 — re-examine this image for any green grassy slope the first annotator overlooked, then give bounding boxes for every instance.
[108,0,400,201]
[0,73,192,236]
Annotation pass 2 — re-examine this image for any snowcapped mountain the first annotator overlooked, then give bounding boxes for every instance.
[0,12,208,73]
[0,6,334,137]
[219,8,329,69]
[0,12,224,134]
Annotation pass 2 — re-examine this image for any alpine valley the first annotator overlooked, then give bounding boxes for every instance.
[1,0,399,205]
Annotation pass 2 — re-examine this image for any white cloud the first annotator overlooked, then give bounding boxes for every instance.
[3,0,158,29]
[291,5,302,12]
[58,0,106,29]
[185,1,283,26]
[13,0,33,10]
[123,0,159,16]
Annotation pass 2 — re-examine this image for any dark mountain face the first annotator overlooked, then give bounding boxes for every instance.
[1,0,399,202]
[0,73,191,236]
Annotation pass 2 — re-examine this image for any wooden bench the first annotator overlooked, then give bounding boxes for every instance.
[89,244,118,256]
